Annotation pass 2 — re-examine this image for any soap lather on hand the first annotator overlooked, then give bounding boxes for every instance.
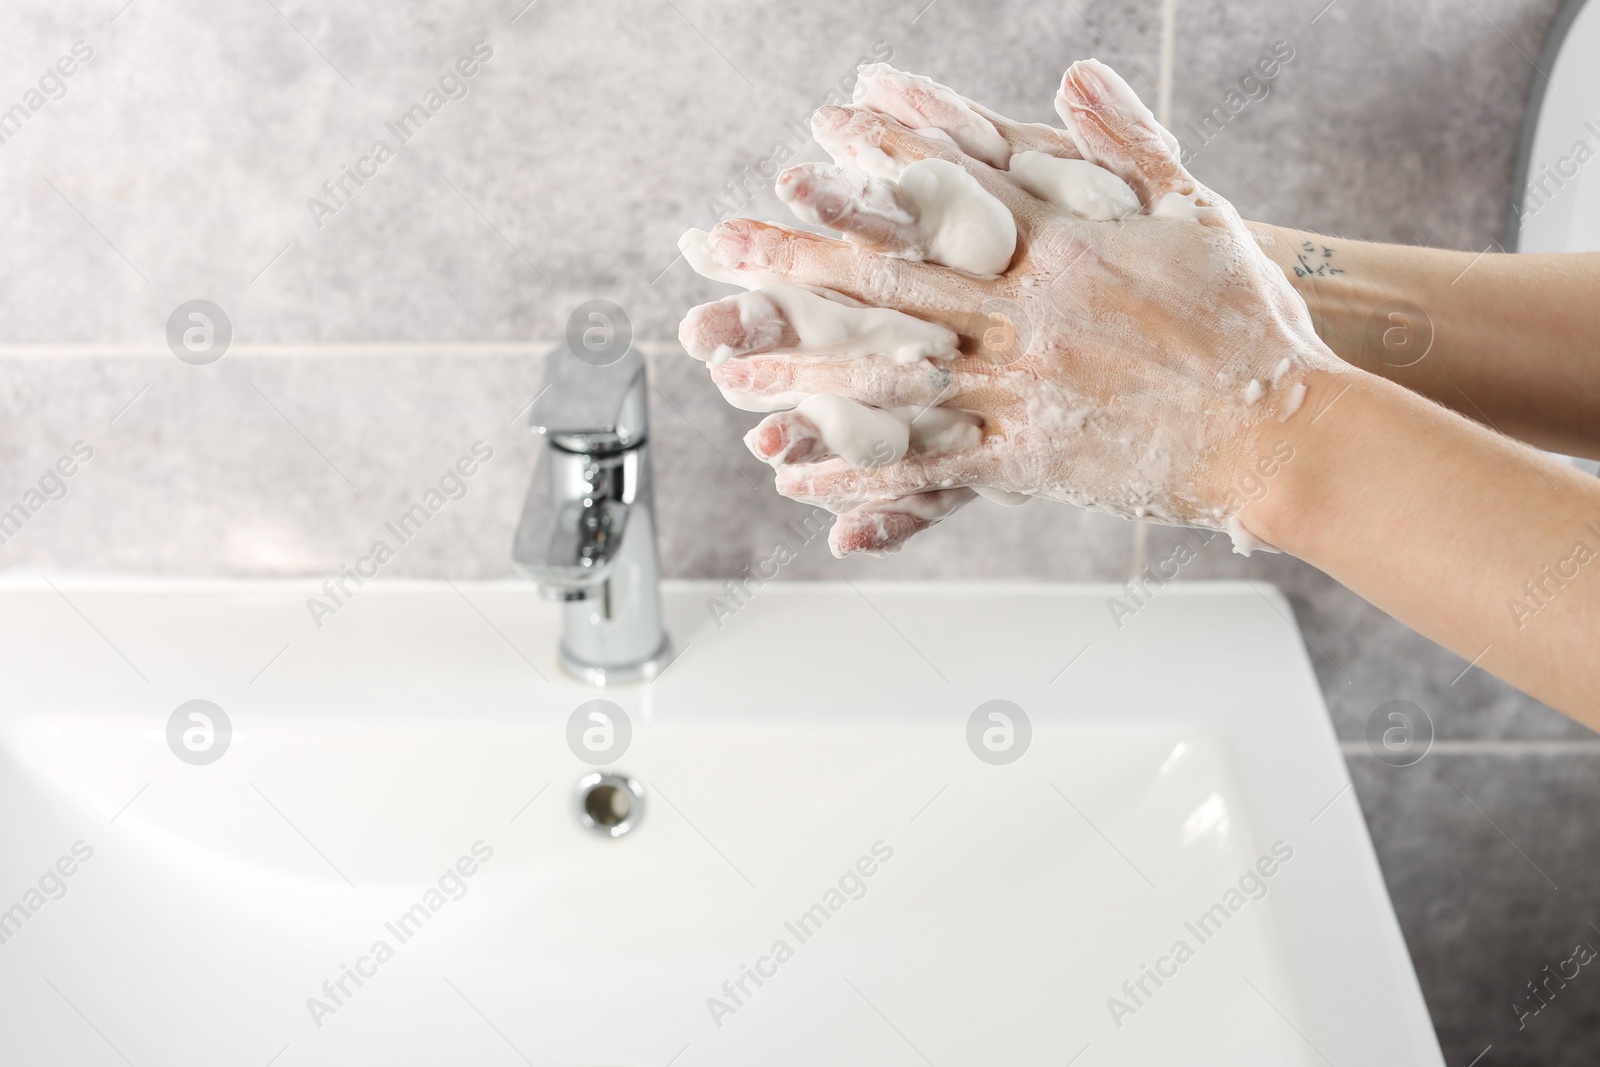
[678,60,1334,559]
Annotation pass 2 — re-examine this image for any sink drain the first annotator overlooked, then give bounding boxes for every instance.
[575,772,645,838]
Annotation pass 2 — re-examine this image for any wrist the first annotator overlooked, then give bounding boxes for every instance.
[1235,363,1400,557]
[1244,222,1433,377]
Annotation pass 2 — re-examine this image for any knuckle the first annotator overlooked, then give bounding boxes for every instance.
[854,251,902,304]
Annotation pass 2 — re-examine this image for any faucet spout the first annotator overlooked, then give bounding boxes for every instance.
[512,347,671,685]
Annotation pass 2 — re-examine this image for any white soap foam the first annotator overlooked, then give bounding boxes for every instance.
[1225,515,1282,556]
[1005,151,1141,221]
[894,158,1017,276]
[754,395,986,472]
[718,384,797,414]
[760,284,960,364]
[1225,515,1262,555]
[1150,189,1204,221]
[973,486,1032,506]
[1278,381,1306,420]
[679,281,961,367]
[689,59,1336,544]
[796,393,909,468]
[774,159,1015,277]
[896,404,984,453]
[850,143,902,181]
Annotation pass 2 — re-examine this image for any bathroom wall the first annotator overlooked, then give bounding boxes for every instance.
[2,0,1595,1061]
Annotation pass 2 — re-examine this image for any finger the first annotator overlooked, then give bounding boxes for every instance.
[712,351,957,411]
[775,163,918,256]
[703,219,986,331]
[774,451,984,511]
[747,401,986,468]
[678,291,798,363]
[812,105,1039,223]
[970,101,1083,160]
[829,488,976,557]
[850,63,1081,163]
[680,227,769,290]
[901,402,985,453]
[746,395,909,469]
[1054,59,1197,211]
[779,157,1018,277]
[1006,151,1141,221]
[745,410,828,465]
[811,103,906,177]
[680,284,959,366]
[850,64,1011,168]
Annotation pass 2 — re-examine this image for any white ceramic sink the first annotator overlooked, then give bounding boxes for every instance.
[0,578,1440,1066]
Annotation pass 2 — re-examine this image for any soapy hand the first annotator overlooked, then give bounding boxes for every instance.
[678,60,1339,556]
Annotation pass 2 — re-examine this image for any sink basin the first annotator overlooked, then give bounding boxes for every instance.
[0,577,1441,1065]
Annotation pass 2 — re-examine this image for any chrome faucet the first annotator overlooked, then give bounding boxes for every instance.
[512,346,671,685]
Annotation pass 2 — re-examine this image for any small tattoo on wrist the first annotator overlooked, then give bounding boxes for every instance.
[1292,240,1344,278]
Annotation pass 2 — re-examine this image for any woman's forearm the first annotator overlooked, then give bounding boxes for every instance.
[1242,366,1600,721]
[1247,224,1600,459]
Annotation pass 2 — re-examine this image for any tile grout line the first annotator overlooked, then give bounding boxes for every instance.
[1339,739,1600,756]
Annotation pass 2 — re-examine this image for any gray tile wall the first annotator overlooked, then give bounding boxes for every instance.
[2,0,1594,1061]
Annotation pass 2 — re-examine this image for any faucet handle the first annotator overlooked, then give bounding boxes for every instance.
[529,345,648,454]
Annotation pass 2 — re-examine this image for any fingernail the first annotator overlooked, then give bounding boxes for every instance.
[811,106,849,137]
[706,222,767,269]
[742,423,775,462]
[773,166,812,206]
[677,309,706,361]
[744,420,817,465]
[679,300,740,363]
[704,225,741,267]
[1066,59,1112,101]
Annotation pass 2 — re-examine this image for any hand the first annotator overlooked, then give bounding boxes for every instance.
[679,61,1342,556]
